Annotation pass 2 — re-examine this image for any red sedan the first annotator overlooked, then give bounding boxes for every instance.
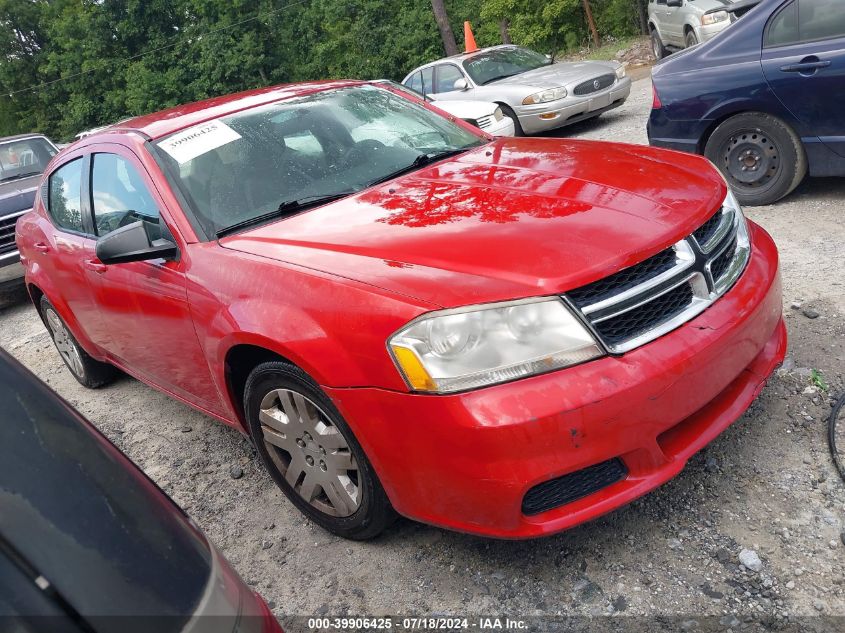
[16,80,786,539]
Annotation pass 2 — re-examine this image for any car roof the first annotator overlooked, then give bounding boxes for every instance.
[0,133,52,144]
[404,45,522,79]
[109,79,367,140]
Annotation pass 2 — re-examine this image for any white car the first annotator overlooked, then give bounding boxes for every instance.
[430,99,515,137]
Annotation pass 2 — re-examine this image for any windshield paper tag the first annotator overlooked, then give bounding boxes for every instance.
[159,120,241,164]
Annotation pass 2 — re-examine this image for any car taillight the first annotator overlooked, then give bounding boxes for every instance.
[652,84,662,110]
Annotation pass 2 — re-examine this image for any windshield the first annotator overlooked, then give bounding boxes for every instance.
[0,137,57,183]
[154,85,486,237]
[462,47,550,85]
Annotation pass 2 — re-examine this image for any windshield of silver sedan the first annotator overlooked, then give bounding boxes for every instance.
[462,47,550,85]
[153,85,486,237]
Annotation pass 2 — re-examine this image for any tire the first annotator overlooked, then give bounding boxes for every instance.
[244,361,395,540]
[498,104,524,136]
[40,296,116,388]
[704,112,807,206]
[651,29,667,60]
[685,29,699,49]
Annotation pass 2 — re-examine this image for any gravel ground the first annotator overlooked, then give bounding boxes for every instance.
[2,76,844,631]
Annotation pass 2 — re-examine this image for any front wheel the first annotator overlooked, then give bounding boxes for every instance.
[704,112,807,206]
[244,361,395,540]
[685,30,699,49]
[498,104,524,136]
[40,296,116,388]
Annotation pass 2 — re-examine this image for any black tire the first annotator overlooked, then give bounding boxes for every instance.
[704,112,807,206]
[651,29,667,60]
[39,296,116,388]
[498,104,524,136]
[685,29,699,49]
[244,361,396,540]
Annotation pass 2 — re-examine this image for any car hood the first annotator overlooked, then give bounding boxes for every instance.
[220,138,726,308]
[491,61,616,90]
[0,174,40,217]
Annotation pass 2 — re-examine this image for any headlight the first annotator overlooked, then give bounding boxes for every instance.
[723,189,750,246]
[702,10,728,25]
[493,107,504,122]
[522,87,567,105]
[389,298,603,393]
[615,65,626,79]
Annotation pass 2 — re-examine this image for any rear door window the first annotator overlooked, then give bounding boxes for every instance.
[420,67,434,95]
[47,159,85,233]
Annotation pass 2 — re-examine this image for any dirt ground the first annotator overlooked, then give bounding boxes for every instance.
[1,76,844,631]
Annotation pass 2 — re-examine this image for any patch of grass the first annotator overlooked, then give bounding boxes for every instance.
[561,35,645,62]
[811,369,829,392]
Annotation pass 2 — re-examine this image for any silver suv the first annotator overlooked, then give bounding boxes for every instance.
[648,0,738,58]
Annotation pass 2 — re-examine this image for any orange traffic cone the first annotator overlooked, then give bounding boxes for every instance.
[464,21,479,53]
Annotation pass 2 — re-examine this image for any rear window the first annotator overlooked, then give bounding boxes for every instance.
[0,137,57,184]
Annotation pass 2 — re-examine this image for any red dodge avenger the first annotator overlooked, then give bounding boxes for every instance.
[16,80,785,539]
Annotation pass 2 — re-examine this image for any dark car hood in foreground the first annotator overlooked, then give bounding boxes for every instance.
[0,173,40,217]
[221,138,726,307]
[0,350,211,628]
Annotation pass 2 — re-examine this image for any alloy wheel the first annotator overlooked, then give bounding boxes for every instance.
[259,388,360,517]
[45,308,84,377]
[721,130,779,189]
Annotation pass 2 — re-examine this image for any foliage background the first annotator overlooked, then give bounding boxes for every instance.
[0,0,648,140]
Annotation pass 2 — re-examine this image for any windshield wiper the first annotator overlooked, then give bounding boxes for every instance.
[216,191,354,238]
[481,73,518,85]
[367,148,474,187]
[0,171,41,183]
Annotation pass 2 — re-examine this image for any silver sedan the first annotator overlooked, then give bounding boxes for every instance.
[402,45,632,135]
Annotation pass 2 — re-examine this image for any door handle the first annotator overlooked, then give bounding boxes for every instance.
[34,242,50,253]
[83,259,108,274]
[780,60,831,73]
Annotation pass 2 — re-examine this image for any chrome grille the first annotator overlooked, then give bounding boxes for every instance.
[573,73,616,96]
[0,211,26,255]
[565,206,750,354]
[476,114,494,129]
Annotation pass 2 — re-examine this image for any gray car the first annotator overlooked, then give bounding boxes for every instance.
[402,45,631,135]
[648,0,740,58]
[0,134,59,291]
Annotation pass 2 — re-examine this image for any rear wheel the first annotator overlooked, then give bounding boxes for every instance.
[704,112,807,206]
[651,29,667,60]
[40,297,116,388]
[244,361,395,540]
[498,104,524,136]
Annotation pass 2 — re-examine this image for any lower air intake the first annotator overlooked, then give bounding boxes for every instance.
[522,458,628,516]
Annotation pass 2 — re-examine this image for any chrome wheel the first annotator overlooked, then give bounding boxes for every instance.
[44,307,84,377]
[259,388,360,517]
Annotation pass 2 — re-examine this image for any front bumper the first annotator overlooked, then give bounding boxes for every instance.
[327,223,785,538]
[487,116,516,137]
[516,76,632,135]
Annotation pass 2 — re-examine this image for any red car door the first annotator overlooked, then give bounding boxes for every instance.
[82,145,225,415]
[38,155,106,347]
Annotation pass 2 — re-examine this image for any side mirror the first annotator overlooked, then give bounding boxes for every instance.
[453,78,469,91]
[667,0,683,7]
[95,220,178,265]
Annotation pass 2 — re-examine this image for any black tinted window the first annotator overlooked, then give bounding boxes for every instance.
[92,154,160,237]
[799,0,845,42]
[766,0,845,46]
[48,159,84,233]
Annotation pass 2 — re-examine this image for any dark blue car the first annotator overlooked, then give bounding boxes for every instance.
[648,0,845,205]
